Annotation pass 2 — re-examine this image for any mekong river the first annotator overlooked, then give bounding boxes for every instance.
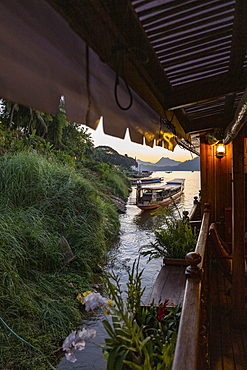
[58,171,200,370]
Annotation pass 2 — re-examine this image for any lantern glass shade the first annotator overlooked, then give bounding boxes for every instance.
[216,142,226,158]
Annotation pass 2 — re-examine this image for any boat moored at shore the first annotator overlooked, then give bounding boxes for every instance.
[136,178,185,211]
[131,176,164,185]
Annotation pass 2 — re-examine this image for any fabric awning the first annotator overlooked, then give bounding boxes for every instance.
[0,0,188,151]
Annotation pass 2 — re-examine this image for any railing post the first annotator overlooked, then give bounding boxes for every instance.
[185,252,202,277]
[189,192,202,221]
[172,252,202,370]
[182,210,189,222]
[172,204,211,370]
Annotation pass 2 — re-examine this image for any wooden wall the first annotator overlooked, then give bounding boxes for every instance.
[200,133,246,325]
[200,134,232,226]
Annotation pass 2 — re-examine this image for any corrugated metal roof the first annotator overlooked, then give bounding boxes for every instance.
[131,0,247,136]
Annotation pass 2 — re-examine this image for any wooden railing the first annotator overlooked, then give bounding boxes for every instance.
[188,194,201,221]
[182,194,202,233]
[172,204,211,370]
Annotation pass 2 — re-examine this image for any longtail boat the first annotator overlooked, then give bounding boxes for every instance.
[136,178,185,211]
[131,176,163,185]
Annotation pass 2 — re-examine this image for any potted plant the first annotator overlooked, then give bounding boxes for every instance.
[140,207,197,265]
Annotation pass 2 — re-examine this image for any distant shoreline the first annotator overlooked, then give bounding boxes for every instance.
[137,156,200,172]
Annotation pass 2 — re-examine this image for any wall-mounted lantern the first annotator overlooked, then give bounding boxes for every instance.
[216,142,226,159]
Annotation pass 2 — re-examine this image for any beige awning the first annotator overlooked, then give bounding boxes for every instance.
[0,0,188,151]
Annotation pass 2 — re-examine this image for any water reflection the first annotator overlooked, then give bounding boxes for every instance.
[133,210,159,230]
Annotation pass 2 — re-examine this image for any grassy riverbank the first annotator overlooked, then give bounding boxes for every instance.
[0,152,130,369]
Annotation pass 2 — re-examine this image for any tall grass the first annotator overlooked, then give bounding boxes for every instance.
[0,152,123,369]
[106,171,130,199]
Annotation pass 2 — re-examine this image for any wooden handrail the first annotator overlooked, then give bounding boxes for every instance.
[195,203,210,267]
[172,204,210,370]
[188,195,201,221]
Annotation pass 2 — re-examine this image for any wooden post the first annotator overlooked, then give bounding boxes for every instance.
[200,135,215,220]
[172,253,202,370]
[214,143,232,223]
[200,135,232,240]
[232,130,246,326]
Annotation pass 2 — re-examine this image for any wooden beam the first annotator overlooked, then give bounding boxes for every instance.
[183,114,231,134]
[232,130,246,327]
[164,71,247,110]
[223,94,236,123]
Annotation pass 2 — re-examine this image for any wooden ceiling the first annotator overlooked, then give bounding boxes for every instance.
[47,0,247,137]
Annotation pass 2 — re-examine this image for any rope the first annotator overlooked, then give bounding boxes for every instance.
[0,317,57,370]
[114,50,133,111]
[101,44,149,111]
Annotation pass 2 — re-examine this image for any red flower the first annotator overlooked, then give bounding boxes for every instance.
[157,299,169,322]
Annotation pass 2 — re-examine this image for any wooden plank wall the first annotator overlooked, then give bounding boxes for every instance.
[232,130,246,326]
[200,134,232,225]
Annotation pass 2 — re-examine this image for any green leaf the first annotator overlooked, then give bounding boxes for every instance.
[139,336,151,350]
[116,334,134,344]
[102,319,117,339]
[114,349,130,370]
[123,360,143,370]
[107,347,119,370]
[105,338,117,347]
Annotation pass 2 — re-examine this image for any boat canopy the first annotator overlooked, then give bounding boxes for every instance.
[139,179,185,191]
[166,179,185,185]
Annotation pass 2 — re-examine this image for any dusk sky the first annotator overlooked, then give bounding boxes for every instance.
[84,119,195,163]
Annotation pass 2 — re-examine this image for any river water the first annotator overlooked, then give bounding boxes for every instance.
[58,171,200,370]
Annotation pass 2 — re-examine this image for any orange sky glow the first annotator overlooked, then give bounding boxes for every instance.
[84,119,195,163]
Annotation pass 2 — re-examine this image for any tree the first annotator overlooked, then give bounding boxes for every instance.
[93,145,136,169]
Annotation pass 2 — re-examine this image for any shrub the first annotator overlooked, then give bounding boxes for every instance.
[62,261,181,370]
[101,261,181,370]
[141,208,197,260]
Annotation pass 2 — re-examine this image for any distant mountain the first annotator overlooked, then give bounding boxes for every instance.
[137,157,181,169]
[155,157,182,167]
[137,160,155,166]
[137,156,200,171]
[173,157,200,171]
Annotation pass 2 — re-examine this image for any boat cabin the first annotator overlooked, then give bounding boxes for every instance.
[136,178,185,210]
[1,1,247,369]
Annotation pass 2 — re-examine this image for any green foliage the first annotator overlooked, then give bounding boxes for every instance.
[93,145,136,170]
[0,100,132,369]
[62,123,93,160]
[141,208,197,260]
[46,104,68,148]
[90,161,112,180]
[106,171,130,199]
[0,152,126,369]
[0,100,92,159]
[1,100,52,138]
[82,158,131,200]
[101,261,180,370]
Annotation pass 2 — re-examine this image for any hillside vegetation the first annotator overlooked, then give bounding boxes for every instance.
[0,100,133,369]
